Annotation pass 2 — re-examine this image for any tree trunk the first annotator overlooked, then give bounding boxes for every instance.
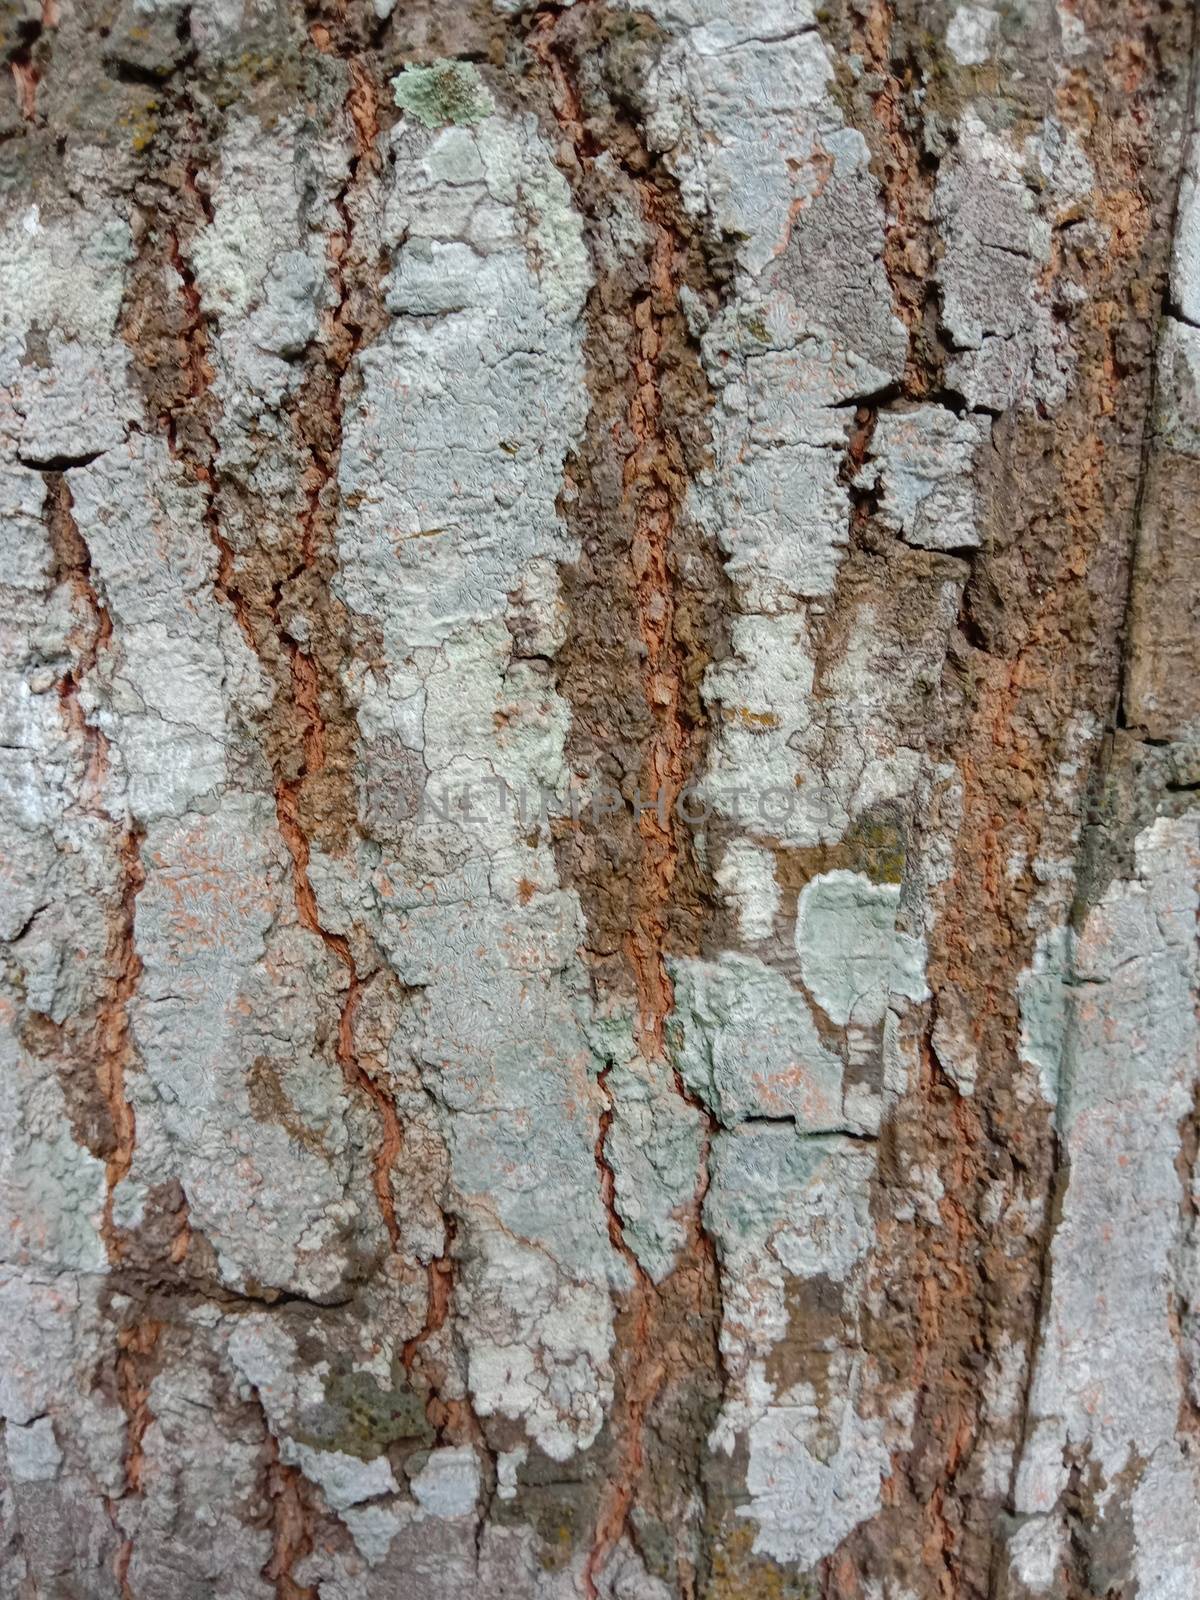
[2,0,1198,1595]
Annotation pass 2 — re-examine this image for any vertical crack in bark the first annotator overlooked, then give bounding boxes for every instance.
[585,1064,661,1599]
[400,1220,455,1373]
[110,1316,162,1599]
[527,8,730,1589]
[261,1430,318,1600]
[308,53,478,1440]
[1114,0,1200,743]
[400,1207,495,1469]
[622,207,695,1063]
[285,32,483,1466]
[99,825,147,1253]
[852,0,945,400]
[816,6,997,1589]
[273,58,405,1254]
[158,73,407,1255]
[1043,2,1200,1550]
[46,474,145,1262]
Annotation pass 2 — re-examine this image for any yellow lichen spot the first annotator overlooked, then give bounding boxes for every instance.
[849,818,906,884]
[734,706,780,730]
[118,96,160,155]
[707,1521,819,1600]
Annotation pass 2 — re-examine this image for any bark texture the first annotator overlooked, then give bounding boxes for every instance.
[1,0,1198,1596]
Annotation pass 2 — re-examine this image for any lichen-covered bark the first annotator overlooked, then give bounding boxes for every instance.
[0,0,1197,1597]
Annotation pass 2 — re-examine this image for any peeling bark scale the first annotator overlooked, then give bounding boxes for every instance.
[0,0,1198,1596]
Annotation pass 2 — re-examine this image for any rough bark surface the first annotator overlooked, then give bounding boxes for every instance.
[1,0,1198,1596]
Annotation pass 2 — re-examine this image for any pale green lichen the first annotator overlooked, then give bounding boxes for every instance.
[794,871,928,1028]
[668,953,845,1131]
[392,60,494,129]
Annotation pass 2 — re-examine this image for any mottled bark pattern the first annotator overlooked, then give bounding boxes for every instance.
[0,0,1197,1597]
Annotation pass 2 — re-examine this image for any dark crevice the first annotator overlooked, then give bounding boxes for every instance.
[19,448,107,471]
[521,7,733,1591]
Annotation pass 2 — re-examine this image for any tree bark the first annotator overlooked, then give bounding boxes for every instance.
[1,0,1198,1596]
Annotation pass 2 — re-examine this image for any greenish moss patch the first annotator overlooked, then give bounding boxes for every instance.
[392,59,494,129]
[296,1361,433,1460]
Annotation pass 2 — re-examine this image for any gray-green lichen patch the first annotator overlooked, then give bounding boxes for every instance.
[696,582,959,855]
[794,870,927,1029]
[934,111,1075,411]
[859,406,990,551]
[1017,924,1073,1107]
[122,791,375,1302]
[1008,817,1200,1596]
[392,60,494,129]
[117,1320,277,1595]
[0,746,110,1278]
[0,1038,108,1271]
[640,0,908,614]
[1172,129,1200,326]
[1154,318,1200,457]
[410,1445,480,1517]
[604,1053,705,1283]
[668,952,845,1130]
[334,99,618,1467]
[67,438,249,820]
[4,1415,62,1482]
[338,117,591,647]
[704,1131,874,1283]
[0,203,133,348]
